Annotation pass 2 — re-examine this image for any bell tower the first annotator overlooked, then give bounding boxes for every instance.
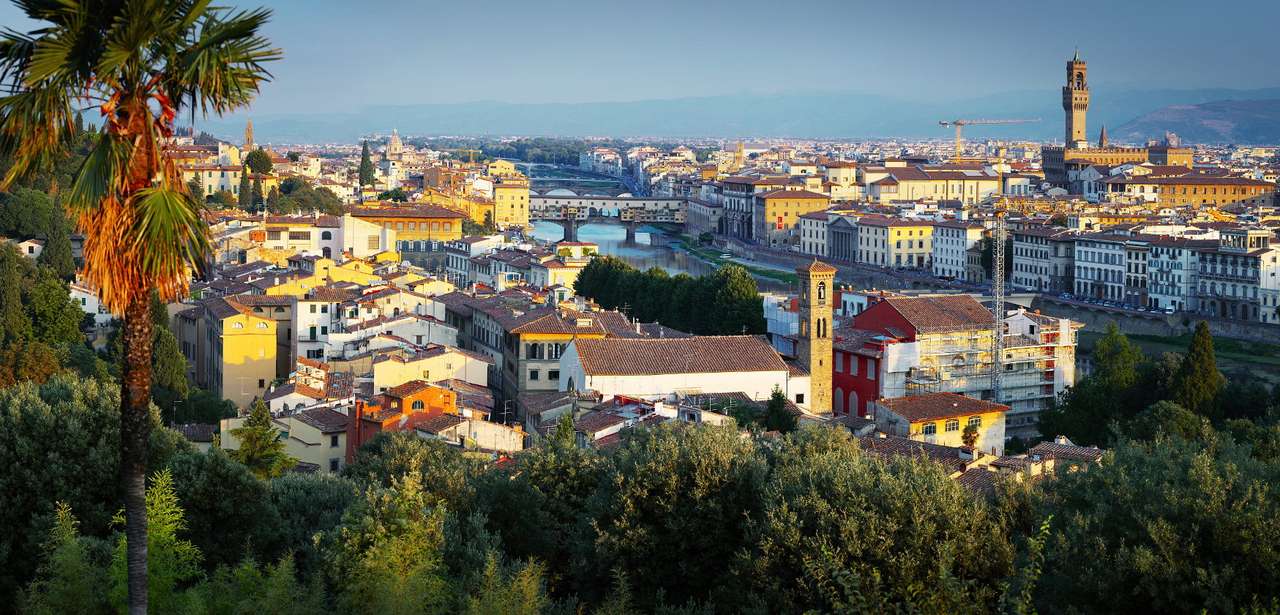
[796,260,835,415]
[1062,50,1089,148]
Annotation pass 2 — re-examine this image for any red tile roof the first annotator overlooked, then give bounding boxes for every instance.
[572,335,787,376]
[876,392,1007,422]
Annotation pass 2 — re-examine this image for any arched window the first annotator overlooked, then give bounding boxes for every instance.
[834,387,844,414]
[849,391,859,416]
[411,400,425,410]
[817,281,826,301]
[1074,72,1083,88]
[321,231,332,240]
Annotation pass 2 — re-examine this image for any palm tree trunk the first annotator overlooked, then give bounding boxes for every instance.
[121,295,153,615]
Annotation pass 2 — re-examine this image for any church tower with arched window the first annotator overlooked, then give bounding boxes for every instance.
[796,260,835,415]
[1063,50,1090,148]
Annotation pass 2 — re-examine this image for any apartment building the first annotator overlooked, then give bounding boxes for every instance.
[1011,227,1075,293]
[1196,227,1280,324]
[933,221,986,282]
[1072,234,1128,301]
[797,211,830,257]
[856,216,934,269]
[176,295,278,408]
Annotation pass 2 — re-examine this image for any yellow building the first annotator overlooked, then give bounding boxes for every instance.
[492,175,531,229]
[870,392,1008,456]
[350,204,465,242]
[855,216,934,269]
[1103,175,1275,208]
[176,296,278,408]
[486,159,519,177]
[371,346,492,394]
[752,189,831,248]
[221,407,350,473]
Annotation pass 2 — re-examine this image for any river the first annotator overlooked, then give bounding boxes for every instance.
[529,221,792,292]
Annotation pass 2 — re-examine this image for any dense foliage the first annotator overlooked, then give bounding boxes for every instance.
[8,372,1280,614]
[574,256,765,335]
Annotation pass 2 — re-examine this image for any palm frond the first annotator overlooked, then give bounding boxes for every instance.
[169,6,279,116]
[129,184,209,298]
[0,85,75,188]
[66,130,130,213]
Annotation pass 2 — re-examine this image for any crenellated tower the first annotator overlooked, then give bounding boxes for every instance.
[1062,50,1090,148]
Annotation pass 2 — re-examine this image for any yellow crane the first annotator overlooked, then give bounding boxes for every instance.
[938,118,1040,158]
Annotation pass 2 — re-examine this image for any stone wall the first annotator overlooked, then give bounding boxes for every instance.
[1032,296,1280,344]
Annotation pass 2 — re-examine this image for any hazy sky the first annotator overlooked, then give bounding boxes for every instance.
[3,0,1278,115]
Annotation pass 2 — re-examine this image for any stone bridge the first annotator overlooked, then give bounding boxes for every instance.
[530,194,687,243]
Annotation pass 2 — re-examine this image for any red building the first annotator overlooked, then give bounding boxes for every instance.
[346,380,459,463]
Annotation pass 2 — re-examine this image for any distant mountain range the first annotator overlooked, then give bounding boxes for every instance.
[1114,99,1280,145]
[200,85,1280,144]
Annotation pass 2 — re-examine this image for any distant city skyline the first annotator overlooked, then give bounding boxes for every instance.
[3,0,1278,117]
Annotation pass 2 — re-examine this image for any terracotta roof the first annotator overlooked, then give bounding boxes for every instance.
[876,392,1006,422]
[574,410,626,434]
[874,295,994,334]
[756,188,830,200]
[799,259,837,274]
[385,380,436,399]
[295,407,350,433]
[415,413,465,434]
[956,467,999,495]
[572,335,787,376]
[857,434,972,475]
[1029,440,1105,463]
[350,205,463,219]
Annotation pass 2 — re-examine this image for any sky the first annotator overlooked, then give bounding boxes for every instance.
[2,0,1278,116]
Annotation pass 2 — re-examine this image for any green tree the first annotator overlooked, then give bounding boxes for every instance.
[150,327,188,408]
[266,472,359,576]
[763,386,797,433]
[190,555,328,615]
[585,425,767,609]
[741,428,1013,614]
[325,471,451,614]
[245,148,273,175]
[209,189,236,208]
[358,141,376,187]
[108,470,203,614]
[1128,400,1208,441]
[1037,436,1280,613]
[251,176,264,209]
[25,272,86,346]
[238,167,253,209]
[0,245,32,344]
[1171,321,1226,418]
[229,400,297,479]
[709,265,765,335]
[462,555,549,615]
[19,502,111,615]
[377,187,409,202]
[167,448,278,570]
[344,431,482,511]
[37,219,76,279]
[1040,322,1145,445]
[0,375,189,604]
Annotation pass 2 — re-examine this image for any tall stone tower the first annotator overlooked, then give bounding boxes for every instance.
[1062,50,1089,148]
[796,260,835,415]
[243,119,254,152]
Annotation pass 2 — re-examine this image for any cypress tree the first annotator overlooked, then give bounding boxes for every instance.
[0,247,32,344]
[37,220,76,278]
[251,176,264,209]
[237,166,252,209]
[358,141,375,187]
[1172,321,1225,418]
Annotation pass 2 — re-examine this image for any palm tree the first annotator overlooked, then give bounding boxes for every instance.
[0,2,279,612]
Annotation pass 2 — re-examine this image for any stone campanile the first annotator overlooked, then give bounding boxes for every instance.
[796,260,835,415]
[1062,50,1089,148]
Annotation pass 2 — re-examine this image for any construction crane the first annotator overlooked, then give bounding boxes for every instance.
[990,161,1009,405]
[937,118,1040,157]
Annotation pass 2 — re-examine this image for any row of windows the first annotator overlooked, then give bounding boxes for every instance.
[920,415,982,435]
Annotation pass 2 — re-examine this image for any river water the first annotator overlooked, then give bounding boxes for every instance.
[529,221,791,292]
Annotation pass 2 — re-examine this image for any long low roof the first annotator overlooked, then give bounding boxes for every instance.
[573,335,787,376]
